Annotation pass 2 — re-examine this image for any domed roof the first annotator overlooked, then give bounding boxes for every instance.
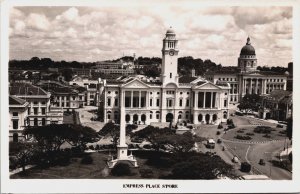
[240,37,256,55]
[166,27,175,34]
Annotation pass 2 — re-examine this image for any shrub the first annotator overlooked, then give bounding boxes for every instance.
[89,145,95,150]
[254,126,272,134]
[139,168,154,178]
[235,111,244,116]
[237,129,244,133]
[235,135,252,140]
[279,130,287,135]
[241,162,251,172]
[227,119,233,125]
[217,124,223,129]
[216,131,221,135]
[228,123,236,129]
[263,134,271,138]
[246,132,254,136]
[111,163,132,176]
[95,144,100,150]
[81,155,93,165]
[143,144,152,149]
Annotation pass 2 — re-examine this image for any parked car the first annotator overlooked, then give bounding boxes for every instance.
[206,139,215,149]
[217,139,222,144]
[259,159,266,165]
[277,124,284,128]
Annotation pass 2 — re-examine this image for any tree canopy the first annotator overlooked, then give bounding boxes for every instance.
[133,126,196,153]
[24,124,98,152]
[168,153,233,179]
[238,93,261,113]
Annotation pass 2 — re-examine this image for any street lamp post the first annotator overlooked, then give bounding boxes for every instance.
[264,152,273,178]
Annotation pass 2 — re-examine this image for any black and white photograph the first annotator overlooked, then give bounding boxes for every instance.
[1,0,299,193]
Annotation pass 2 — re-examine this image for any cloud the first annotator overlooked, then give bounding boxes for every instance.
[56,7,79,21]
[8,6,292,67]
[26,13,51,31]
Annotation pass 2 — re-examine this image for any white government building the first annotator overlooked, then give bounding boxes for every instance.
[205,37,288,104]
[100,28,230,125]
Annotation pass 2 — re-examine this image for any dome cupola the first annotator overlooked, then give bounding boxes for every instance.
[240,37,256,56]
[237,36,258,73]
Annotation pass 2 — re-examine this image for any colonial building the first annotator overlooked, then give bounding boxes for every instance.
[37,80,85,109]
[9,95,29,142]
[259,90,292,121]
[9,83,63,128]
[69,76,99,106]
[206,37,288,103]
[100,28,230,125]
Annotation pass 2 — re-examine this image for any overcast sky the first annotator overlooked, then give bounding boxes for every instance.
[9,6,292,67]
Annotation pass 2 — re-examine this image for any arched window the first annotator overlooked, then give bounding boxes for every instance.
[34,118,38,126]
[198,114,203,122]
[42,118,46,126]
[223,111,227,119]
[125,114,130,122]
[107,111,111,120]
[156,111,160,119]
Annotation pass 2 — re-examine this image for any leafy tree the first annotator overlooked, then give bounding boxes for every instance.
[99,122,120,148]
[238,94,261,113]
[142,66,160,78]
[168,153,233,179]
[24,124,98,152]
[133,126,195,153]
[98,123,135,148]
[9,142,37,173]
[111,163,132,176]
[62,68,74,81]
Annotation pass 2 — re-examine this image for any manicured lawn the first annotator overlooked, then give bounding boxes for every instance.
[10,151,171,179]
[222,126,287,142]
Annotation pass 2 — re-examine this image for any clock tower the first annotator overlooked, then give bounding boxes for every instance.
[161,27,179,85]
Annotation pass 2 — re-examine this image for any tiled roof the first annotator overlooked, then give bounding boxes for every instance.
[10,82,48,96]
[258,71,286,76]
[195,81,206,86]
[179,76,198,83]
[206,67,240,75]
[50,87,78,94]
[264,90,292,103]
[9,95,27,105]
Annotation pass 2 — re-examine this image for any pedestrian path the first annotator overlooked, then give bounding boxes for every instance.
[222,138,285,145]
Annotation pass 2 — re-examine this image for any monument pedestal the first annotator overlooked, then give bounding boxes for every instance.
[107,144,138,168]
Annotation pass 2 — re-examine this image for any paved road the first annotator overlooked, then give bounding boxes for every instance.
[224,114,292,180]
[76,106,105,132]
[246,141,292,180]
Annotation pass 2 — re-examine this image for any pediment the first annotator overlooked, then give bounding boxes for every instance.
[194,82,221,90]
[122,78,150,89]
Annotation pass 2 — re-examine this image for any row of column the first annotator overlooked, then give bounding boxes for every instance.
[194,92,218,109]
[243,78,267,95]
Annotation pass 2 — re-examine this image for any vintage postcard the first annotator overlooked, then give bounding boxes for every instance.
[1,0,299,193]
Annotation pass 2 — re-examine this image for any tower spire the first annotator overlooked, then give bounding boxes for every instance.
[247,36,251,45]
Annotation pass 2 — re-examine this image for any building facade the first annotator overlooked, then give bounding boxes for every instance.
[9,96,29,142]
[258,90,292,121]
[100,28,230,125]
[69,76,99,106]
[9,83,63,129]
[206,37,288,103]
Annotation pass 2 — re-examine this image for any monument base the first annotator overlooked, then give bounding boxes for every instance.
[107,145,138,168]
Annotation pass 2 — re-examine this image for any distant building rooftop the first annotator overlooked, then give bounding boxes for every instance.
[10,82,48,96]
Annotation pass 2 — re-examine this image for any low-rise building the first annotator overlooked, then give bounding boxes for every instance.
[69,76,99,106]
[9,95,29,142]
[9,83,63,129]
[259,90,292,121]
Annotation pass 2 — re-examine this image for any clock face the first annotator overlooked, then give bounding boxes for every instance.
[169,50,174,56]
